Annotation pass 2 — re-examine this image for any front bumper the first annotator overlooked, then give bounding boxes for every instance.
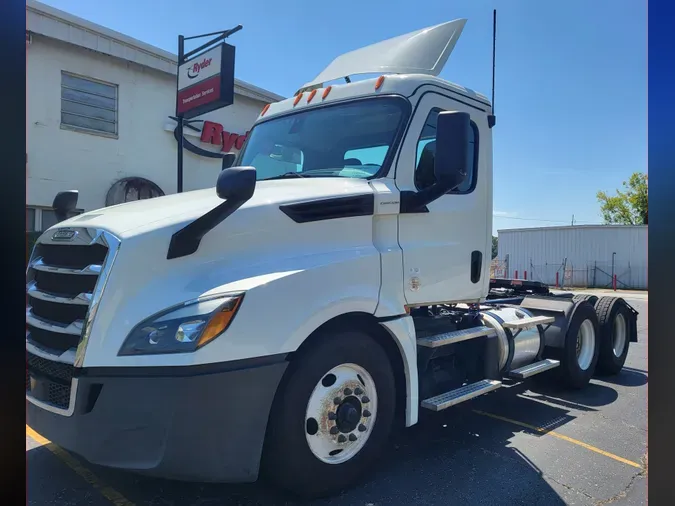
[26,357,288,483]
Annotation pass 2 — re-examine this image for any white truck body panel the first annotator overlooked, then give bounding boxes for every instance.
[301,19,467,89]
[53,178,386,368]
[395,89,493,304]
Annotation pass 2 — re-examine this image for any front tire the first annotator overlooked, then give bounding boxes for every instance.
[262,328,396,498]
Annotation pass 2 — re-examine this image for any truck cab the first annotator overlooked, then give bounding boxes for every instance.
[26,18,637,498]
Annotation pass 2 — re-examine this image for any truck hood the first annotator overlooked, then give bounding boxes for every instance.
[57,177,376,239]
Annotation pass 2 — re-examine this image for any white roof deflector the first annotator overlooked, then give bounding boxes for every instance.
[300,19,467,90]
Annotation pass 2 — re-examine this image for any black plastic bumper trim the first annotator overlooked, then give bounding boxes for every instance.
[75,352,289,378]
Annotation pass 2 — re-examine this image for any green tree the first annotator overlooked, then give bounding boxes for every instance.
[596,172,648,225]
[492,236,498,259]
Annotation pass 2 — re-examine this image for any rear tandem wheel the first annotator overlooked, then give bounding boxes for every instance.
[594,296,634,375]
[546,301,601,389]
[572,293,599,306]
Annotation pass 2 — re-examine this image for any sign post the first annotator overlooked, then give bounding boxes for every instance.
[176,25,242,193]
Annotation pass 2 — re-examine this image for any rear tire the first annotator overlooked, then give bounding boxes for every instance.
[595,297,632,375]
[262,328,396,498]
[549,301,600,389]
[572,294,599,306]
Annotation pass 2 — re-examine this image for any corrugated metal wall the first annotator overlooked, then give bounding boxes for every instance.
[497,225,647,290]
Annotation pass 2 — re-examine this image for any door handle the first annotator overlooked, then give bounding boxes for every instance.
[471,251,483,283]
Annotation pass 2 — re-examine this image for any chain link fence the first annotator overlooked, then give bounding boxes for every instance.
[490,256,646,290]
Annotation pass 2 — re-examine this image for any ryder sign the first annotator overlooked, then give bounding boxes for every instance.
[176,43,235,119]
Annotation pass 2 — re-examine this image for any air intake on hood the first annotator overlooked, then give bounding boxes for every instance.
[279,194,374,223]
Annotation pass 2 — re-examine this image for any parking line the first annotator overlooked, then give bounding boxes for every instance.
[472,410,643,469]
[26,426,136,506]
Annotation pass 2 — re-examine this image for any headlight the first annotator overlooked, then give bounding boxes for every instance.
[118,293,243,356]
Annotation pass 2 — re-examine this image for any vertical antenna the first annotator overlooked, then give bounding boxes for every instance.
[491,9,497,113]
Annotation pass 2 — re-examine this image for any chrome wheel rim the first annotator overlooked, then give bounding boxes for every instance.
[613,313,627,357]
[576,319,595,370]
[304,363,377,465]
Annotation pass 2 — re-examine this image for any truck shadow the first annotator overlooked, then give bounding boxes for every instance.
[505,377,621,412]
[595,367,648,387]
[29,381,628,506]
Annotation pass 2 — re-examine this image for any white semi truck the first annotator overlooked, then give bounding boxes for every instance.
[26,19,638,498]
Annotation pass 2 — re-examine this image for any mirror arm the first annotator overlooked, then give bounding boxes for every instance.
[166,197,246,259]
[166,166,256,260]
[399,178,456,214]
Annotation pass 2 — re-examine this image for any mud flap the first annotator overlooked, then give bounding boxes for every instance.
[624,301,639,343]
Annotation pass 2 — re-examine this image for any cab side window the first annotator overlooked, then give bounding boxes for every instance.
[414,108,479,193]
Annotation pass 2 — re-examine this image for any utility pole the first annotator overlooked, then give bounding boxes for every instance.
[571,214,575,226]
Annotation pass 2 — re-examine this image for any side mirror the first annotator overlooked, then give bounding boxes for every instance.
[167,166,257,259]
[216,166,257,201]
[434,111,471,191]
[222,153,236,170]
[52,190,79,223]
[400,111,472,213]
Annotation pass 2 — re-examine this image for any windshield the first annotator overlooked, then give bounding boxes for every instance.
[238,97,408,181]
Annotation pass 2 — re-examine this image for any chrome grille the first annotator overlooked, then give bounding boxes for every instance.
[27,230,109,352]
[26,227,120,414]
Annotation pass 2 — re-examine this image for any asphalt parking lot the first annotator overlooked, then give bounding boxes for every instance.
[27,292,648,506]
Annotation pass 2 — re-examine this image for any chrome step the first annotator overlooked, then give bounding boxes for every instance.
[509,359,560,379]
[417,326,497,348]
[502,315,555,330]
[421,379,502,411]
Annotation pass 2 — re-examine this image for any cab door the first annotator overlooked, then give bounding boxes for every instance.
[395,91,492,306]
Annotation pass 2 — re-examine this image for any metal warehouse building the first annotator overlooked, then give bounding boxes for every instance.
[496,225,647,290]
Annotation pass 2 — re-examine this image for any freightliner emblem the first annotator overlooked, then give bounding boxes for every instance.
[52,229,76,241]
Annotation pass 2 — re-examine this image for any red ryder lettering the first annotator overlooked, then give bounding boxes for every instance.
[200,120,248,152]
[187,58,213,79]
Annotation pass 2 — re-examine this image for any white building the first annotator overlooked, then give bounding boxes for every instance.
[26,0,284,232]
[497,225,648,290]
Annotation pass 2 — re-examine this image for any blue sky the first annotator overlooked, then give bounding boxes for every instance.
[39,0,646,235]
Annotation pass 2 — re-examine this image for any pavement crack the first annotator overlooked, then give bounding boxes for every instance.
[475,445,597,502]
[593,456,647,505]
[545,475,596,501]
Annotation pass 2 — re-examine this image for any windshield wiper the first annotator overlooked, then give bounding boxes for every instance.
[262,172,307,180]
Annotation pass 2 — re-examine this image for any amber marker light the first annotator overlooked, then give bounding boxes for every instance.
[196,296,243,348]
[375,75,385,90]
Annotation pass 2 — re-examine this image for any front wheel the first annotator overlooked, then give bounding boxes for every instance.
[262,328,396,498]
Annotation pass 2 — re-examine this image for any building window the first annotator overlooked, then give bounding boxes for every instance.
[41,209,60,231]
[61,72,118,136]
[414,108,479,194]
[27,208,36,232]
[27,207,83,232]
